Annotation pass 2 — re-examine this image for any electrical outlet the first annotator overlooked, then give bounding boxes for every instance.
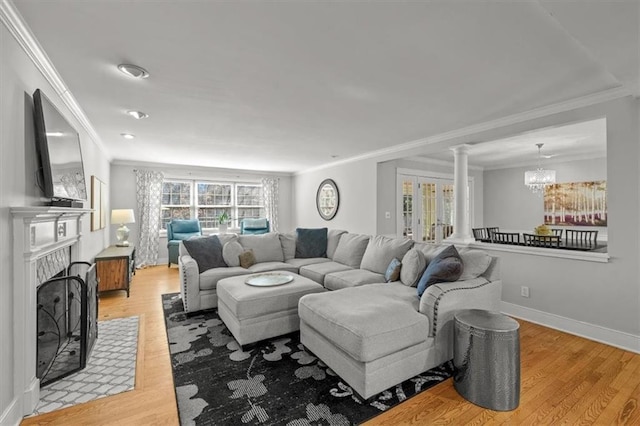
[521,286,530,298]
[385,211,391,219]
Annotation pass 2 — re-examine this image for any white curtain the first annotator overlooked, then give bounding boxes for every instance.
[261,177,279,232]
[135,170,164,268]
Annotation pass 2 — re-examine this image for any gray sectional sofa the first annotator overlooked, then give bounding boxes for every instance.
[178,229,502,399]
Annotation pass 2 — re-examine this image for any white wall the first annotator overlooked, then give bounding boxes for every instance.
[484,157,607,236]
[1,22,111,425]
[293,159,378,234]
[110,162,294,264]
[376,158,484,236]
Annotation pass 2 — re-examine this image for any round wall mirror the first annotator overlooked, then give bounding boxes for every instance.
[316,179,339,220]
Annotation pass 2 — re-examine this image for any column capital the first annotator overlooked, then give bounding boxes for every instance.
[450,143,474,153]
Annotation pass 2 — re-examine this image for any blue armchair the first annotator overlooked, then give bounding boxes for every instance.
[240,218,270,235]
[167,219,202,267]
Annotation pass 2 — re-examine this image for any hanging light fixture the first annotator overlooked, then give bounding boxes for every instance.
[524,143,556,195]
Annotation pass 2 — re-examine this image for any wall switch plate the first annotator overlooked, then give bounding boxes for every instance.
[385,211,391,219]
[521,286,530,298]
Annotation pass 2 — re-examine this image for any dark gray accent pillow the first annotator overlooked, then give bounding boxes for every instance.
[182,235,226,273]
[416,245,463,297]
[295,228,328,258]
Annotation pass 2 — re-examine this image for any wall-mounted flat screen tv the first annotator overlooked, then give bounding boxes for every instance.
[33,89,87,203]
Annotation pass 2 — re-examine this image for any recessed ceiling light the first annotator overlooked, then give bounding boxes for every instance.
[126,110,149,119]
[330,155,339,158]
[120,133,136,139]
[45,131,64,137]
[117,64,149,79]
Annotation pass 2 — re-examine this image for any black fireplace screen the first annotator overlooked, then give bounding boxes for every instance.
[36,262,98,386]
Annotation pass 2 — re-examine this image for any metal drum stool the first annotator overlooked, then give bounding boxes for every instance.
[453,309,520,411]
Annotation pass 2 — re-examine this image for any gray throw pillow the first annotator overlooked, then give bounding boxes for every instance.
[182,235,226,273]
[222,240,244,267]
[400,248,426,287]
[384,258,402,282]
[279,232,297,260]
[295,228,328,258]
[416,245,463,297]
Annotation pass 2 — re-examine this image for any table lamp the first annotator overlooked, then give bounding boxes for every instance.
[111,209,135,247]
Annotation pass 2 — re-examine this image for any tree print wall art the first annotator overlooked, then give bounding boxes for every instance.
[544,181,607,226]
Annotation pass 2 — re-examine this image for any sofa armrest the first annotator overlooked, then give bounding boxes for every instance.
[178,254,201,313]
[419,278,502,362]
[419,278,502,337]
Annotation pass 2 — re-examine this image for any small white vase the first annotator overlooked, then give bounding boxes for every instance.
[219,224,228,234]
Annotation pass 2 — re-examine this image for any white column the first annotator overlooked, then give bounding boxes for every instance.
[448,144,474,243]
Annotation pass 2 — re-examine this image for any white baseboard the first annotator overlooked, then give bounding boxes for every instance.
[501,301,640,354]
[0,397,21,426]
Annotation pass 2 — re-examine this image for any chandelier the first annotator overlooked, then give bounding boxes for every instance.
[524,143,556,195]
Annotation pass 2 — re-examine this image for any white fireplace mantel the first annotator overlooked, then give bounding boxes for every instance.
[11,206,91,416]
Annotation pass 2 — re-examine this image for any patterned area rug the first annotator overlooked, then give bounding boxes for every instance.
[31,316,139,415]
[162,293,453,425]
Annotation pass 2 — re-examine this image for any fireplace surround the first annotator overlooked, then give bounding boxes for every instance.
[11,207,91,416]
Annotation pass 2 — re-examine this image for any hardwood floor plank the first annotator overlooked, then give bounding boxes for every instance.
[20,266,640,426]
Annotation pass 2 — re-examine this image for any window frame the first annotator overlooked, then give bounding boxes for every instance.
[160,179,265,235]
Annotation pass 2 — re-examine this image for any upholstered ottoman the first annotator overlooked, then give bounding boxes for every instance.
[299,283,438,399]
[217,271,325,346]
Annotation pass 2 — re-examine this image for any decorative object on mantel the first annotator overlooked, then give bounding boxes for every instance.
[112,209,135,246]
[90,176,106,231]
[524,143,556,195]
[544,180,607,226]
[316,178,339,220]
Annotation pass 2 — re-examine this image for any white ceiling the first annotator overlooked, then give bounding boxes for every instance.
[11,1,638,173]
[423,117,607,170]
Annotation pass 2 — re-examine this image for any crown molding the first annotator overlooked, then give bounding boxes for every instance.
[296,85,631,176]
[112,159,294,178]
[0,0,111,160]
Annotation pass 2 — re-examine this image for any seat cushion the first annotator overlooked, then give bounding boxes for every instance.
[299,261,353,285]
[360,235,414,275]
[247,262,298,274]
[218,273,324,320]
[199,267,248,291]
[299,283,428,362]
[285,257,331,269]
[323,269,386,291]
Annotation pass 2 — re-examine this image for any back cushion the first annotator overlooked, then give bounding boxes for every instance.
[279,232,296,260]
[332,233,370,268]
[238,233,284,263]
[414,242,447,263]
[458,248,493,280]
[327,229,347,259]
[171,220,199,233]
[360,235,414,275]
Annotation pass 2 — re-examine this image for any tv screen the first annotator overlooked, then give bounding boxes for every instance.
[33,89,87,202]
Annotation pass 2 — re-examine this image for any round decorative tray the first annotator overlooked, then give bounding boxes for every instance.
[245,273,294,287]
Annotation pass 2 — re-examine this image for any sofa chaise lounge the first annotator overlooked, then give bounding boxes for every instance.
[178,228,501,399]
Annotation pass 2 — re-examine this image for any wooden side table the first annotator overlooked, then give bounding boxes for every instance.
[95,245,136,297]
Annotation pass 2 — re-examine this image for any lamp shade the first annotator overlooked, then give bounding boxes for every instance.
[111,209,135,225]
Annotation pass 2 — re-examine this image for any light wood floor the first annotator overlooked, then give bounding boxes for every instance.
[22,266,639,425]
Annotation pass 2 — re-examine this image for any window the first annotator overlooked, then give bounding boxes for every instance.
[161,180,264,230]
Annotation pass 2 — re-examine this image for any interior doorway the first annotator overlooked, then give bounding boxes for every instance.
[398,174,455,243]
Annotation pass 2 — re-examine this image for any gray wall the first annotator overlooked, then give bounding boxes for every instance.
[293,158,378,234]
[484,157,607,236]
[1,22,111,424]
[110,162,294,264]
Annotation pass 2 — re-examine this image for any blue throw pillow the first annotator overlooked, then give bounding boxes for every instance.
[295,228,328,258]
[416,245,463,297]
[182,235,226,273]
[385,258,402,282]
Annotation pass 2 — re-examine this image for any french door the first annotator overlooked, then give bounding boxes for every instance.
[399,175,455,243]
